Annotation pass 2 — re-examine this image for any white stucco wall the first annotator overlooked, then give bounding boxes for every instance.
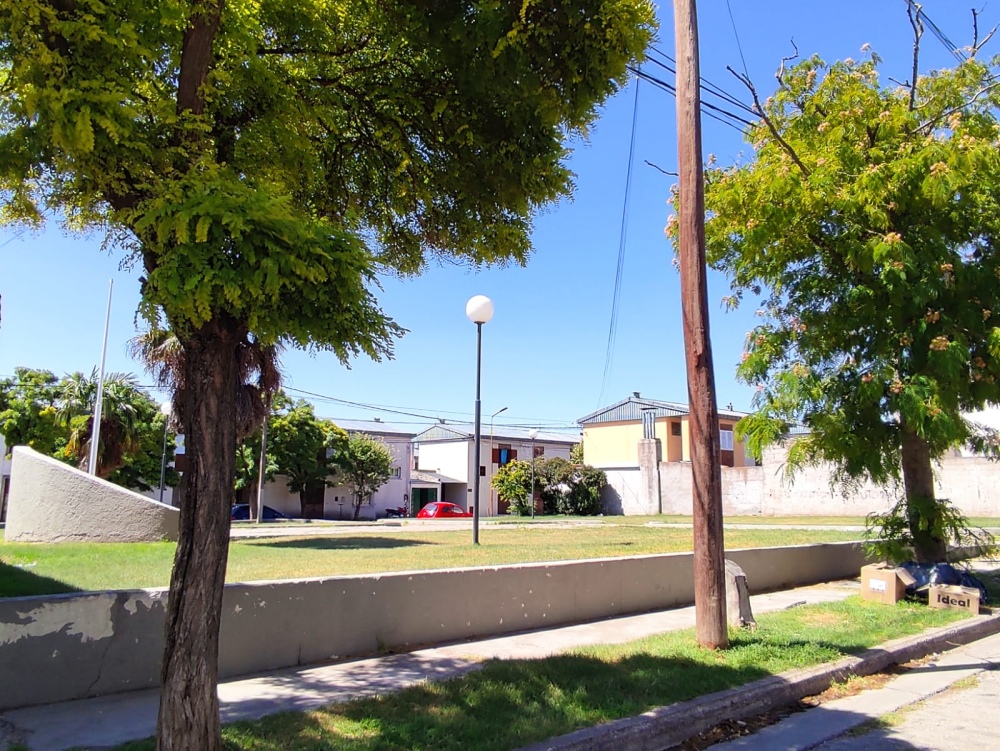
[4,447,179,543]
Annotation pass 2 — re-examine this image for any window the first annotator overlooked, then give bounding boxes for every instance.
[719,429,734,451]
[390,467,401,479]
[479,465,486,477]
[533,445,544,458]
[493,444,517,466]
[671,422,682,437]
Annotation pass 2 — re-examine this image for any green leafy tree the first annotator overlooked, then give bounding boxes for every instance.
[335,433,394,520]
[570,442,585,465]
[491,459,534,516]
[701,52,1000,562]
[58,370,148,478]
[0,368,68,456]
[106,404,179,494]
[268,401,347,517]
[0,2,654,746]
[536,456,606,515]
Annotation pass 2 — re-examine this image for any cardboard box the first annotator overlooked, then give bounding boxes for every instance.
[928,584,981,614]
[860,563,912,605]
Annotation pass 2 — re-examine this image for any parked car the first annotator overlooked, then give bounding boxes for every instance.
[416,502,473,519]
[231,504,286,521]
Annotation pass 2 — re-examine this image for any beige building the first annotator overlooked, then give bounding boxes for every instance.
[579,392,752,470]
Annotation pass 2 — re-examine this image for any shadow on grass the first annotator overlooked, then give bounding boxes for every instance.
[242,536,432,552]
[0,560,82,598]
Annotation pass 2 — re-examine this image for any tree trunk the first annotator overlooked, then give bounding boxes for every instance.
[156,318,241,751]
[299,489,308,519]
[353,494,362,521]
[900,423,947,563]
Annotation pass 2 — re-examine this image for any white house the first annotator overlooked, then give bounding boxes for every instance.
[260,417,415,520]
[411,423,579,516]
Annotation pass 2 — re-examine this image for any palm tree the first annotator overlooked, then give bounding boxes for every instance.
[59,370,145,478]
[127,327,282,441]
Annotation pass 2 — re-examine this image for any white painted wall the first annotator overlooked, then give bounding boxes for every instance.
[417,441,470,482]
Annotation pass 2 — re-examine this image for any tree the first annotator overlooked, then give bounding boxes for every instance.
[59,370,146,478]
[335,432,394,520]
[0,368,67,456]
[0,3,654,747]
[702,50,1000,563]
[570,442,585,465]
[267,401,346,517]
[535,456,606,515]
[106,403,179,494]
[491,459,534,516]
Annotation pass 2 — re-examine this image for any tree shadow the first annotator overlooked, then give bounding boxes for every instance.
[242,536,431,551]
[0,560,82,598]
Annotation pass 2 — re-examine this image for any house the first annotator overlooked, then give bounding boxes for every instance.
[260,418,416,520]
[578,392,753,470]
[411,423,579,515]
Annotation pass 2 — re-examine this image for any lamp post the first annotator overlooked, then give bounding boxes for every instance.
[158,401,172,504]
[528,428,539,519]
[489,406,508,517]
[466,294,494,545]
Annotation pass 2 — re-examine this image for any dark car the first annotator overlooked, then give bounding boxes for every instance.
[231,504,286,521]
[416,502,473,519]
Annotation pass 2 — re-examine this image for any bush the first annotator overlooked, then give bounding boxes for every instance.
[865,496,997,564]
[491,459,533,516]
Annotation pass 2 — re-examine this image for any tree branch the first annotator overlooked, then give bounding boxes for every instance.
[970,8,998,57]
[906,1,924,111]
[775,39,799,89]
[728,66,811,178]
[176,0,225,117]
[918,80,1000,132]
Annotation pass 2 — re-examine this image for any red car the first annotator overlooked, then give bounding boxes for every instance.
[416,502,473,519]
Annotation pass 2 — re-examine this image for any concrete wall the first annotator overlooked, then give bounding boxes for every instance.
[0,541,867,710]
[600,442,1000,517]
[3,447,179,543]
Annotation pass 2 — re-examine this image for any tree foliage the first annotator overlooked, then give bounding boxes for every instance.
[701,51,1000,561]
[491,459,533,515]
[0,368,66,456]
[267,400,346,516]
[334,432,394,520]
[536,456,606,515]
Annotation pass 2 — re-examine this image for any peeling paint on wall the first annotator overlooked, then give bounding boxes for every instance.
[2,594,115,646]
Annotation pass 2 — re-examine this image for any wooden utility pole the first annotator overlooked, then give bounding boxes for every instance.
[673,0,728,649]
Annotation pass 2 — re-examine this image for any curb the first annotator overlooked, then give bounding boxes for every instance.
[517,610,1000,751]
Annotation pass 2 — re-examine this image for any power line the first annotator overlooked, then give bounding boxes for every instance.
[630,67,752,132]
[597,75,641,409]
[726,0,752,80]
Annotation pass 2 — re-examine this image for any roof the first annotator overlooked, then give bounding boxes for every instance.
[325,418,416,438]
[578,394,750,425]
[412,423,579,445]
[411,470,464,484]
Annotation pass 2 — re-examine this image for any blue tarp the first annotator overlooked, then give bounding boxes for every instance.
[898,561,990,604]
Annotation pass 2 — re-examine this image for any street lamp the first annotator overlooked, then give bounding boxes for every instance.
[158,401,172,504]
[528,428,539,519]
[488,406,508,517]
[466,294,494,545]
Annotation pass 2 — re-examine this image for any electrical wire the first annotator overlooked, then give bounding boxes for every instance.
[596,75,641,409]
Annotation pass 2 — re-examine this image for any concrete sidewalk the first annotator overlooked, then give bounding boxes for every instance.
[0,581,857,751]
[710,630,1000,751]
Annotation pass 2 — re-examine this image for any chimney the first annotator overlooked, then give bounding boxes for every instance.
[633,391,641,399]
[374,417,381,422]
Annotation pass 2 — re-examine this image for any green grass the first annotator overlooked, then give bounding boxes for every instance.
[0,526,863,597]
[110,597,969,751]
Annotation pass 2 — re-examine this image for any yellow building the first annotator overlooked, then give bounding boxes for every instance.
[578,392,752,469]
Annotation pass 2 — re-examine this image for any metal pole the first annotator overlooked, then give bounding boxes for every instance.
[674,0,728,649]
[159,418,170,504]
[530,434,536,519]
[472,322,483,545]
[87,278,113,475]
[256,411,269,524]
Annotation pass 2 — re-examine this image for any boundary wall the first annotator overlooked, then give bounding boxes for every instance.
[0,542,866,710]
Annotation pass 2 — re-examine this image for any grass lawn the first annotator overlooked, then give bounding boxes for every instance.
[0,526,862,598]
[111,597,970,751]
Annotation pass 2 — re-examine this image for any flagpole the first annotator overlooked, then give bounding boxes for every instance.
[87,279,113,475]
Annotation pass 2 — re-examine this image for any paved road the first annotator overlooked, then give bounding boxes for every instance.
[811,668,1000,751]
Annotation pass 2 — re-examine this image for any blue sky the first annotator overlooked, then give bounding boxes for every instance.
[0,0,984,433]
